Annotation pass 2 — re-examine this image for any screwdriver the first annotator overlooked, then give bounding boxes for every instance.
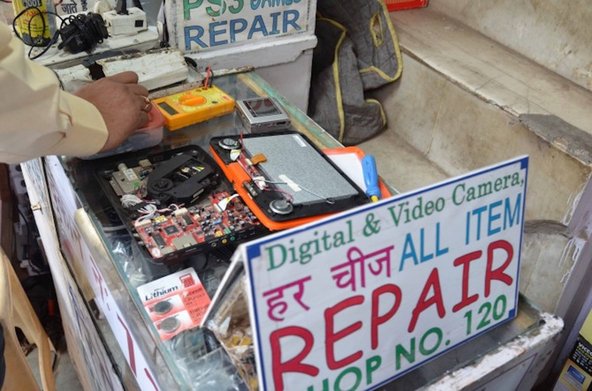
[362,154,380,202]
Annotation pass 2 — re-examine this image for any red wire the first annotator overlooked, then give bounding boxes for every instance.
[203,66,212,88]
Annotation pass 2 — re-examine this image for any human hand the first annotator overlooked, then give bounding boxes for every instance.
[74,71,150,152]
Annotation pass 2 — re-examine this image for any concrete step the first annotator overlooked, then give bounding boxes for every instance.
[362,56,589,317]
[390,8,592,139]
[428,0,592,92]
[360,9,592,321]
[365,54,592,229]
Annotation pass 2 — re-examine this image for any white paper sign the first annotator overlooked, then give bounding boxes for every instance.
[56,0,95,15]
[242,156,528,390]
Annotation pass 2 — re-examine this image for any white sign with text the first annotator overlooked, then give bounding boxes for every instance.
[169,0,314,52]
[239,156,528,390]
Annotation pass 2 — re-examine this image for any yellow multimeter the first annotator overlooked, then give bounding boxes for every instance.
[153,85,235,131]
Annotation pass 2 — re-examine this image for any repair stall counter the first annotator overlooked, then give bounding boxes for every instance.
[21,73,563,390]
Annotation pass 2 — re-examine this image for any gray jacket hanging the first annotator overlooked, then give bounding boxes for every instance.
[308,0,402,145]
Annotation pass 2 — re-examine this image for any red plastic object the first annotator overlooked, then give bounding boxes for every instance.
[138,103,165,132]
[385,0,428,11]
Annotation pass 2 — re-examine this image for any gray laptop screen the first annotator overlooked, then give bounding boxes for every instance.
[243,133,359,205]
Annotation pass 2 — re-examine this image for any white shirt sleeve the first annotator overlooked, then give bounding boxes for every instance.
[0,22,108,164]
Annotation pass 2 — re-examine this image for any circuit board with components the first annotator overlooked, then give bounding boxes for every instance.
[95,146,264,263]
[134,191,260,260]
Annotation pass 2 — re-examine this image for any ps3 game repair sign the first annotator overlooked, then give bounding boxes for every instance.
[170,0,313,52]
[241,156,528,390]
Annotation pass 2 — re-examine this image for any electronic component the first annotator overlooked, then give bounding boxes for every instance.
[102,7,147,36]
[164,225,179,235]
[146,153,217,204]
[109,163,143,195]
[100,0,147,36]
[210,131,369,231]
[94,146,266,263]
[236,97,290,132]
[11,7,108,59]
[153,85,235,131]
[132,190,262,260]
[250,154,267,165]
[160,317,181,334]
[218,138,241,151]
[153,234,166,248]
[269,199,293,215]
[58,13,109,54]
[153,300,173,315]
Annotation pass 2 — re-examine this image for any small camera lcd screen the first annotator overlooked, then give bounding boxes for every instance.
[245,98,282,117]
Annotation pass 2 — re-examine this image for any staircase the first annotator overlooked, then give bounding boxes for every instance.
[360,3,592,385]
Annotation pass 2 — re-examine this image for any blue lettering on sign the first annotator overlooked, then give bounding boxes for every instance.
[250,0,302,10]
[210,21,229,46]
[283,10,301,32]
[230,18,248,42]
[269,11,281,34]
[185,26,207,50]
[248,15,269,39]
[183,10,301,50]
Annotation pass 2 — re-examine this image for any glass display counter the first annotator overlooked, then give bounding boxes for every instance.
[40,72,561,390]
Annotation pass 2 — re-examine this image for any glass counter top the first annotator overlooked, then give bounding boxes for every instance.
[55,72,551,390]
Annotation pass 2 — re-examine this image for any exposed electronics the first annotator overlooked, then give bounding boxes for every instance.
[95,146,264,263]
[236,97,291,132]
[58,13,109,54]
[102,7,147,36]
[210,131,369,231]
[153,85,235,131]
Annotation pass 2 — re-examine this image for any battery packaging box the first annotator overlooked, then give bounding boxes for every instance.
[555,311,592,390]
[137,268,210,340]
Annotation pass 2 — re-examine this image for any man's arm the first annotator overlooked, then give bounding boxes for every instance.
[0,22,149,164]
[0,22,108,163]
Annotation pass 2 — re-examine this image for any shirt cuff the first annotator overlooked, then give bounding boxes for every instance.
[48,92,109,157]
